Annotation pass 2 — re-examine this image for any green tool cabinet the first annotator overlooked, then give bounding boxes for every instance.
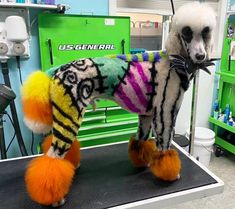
[38,13,138,147]
[209,15,235,156]
[38,14,130,71]
[80,105,138,147]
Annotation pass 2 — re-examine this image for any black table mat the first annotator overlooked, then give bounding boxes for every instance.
[0,143,217,209]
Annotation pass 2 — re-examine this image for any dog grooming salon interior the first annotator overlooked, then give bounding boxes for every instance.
[1,0,235,208]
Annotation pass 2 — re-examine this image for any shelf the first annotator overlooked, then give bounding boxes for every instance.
[215,72,235,84]
[79,119,138,131]
[216,71,235,78]
[80,126,137,142]
[116,7,173,16]
[0,2,69,11]
[227,10,235,15]
[209,116,235,134]
[215,136,235,154]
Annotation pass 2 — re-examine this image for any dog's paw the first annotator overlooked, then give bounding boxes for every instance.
[150,149,181,181]
[128,138,157,167]
[25,156,75,205]
[52,198,66,207]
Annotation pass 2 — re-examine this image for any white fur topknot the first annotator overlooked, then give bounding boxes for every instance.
[172,2,216,32]
[165,2,216,61]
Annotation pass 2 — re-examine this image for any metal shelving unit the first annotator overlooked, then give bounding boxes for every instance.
[209,11,235,156]
[209,117,235,154]
[0,2,69,11]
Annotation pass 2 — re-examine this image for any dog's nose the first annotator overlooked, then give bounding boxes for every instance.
[195,53,205,61]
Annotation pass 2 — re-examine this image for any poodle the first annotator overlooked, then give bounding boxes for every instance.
[21,2,216,207]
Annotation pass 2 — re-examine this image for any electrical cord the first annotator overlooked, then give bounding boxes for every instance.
[1,61,28,156]
[16,56,36,155]
[31,132,35,155]
[16,56,23,85]
[5,112,16,153]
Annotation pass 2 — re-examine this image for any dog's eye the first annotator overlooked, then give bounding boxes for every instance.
[181,26,193,43]
[201,27,210,40]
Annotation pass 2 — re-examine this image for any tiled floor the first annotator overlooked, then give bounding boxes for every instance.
[165,151,235,209]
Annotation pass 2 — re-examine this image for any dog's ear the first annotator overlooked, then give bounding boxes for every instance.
[206,6,217,60]
[205,35,214,60]
[165,31,183,55]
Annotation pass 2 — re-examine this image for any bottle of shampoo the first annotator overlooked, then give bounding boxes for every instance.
[224,104,230,123]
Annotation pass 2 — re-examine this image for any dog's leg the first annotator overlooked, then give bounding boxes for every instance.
[41,134,81,169]
[136,115,152,141]
[150,109,181,181]
[25,78,86,206]
[145,67,183,181]
[25,108,84,207]
[128,115,157,167]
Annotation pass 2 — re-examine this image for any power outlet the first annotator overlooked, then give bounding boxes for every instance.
[0,8,30,60]
[0,42,8,55]
[13,43,25,55]
[6,40,29,57]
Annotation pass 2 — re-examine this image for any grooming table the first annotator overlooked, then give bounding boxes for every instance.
[0,142,224,209]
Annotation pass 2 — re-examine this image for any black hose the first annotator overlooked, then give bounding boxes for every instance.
[1,62,28,156]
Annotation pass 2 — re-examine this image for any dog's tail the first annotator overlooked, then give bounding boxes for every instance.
[21,71,53,134]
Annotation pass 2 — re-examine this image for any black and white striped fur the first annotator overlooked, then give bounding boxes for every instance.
[135,2,216,150]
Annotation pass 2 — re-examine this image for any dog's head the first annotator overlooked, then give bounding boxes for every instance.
[166,2,216,64]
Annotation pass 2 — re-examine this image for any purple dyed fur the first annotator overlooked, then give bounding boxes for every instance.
[134,63,152,93]
[116,85,141,112]
[142,53,149,61]
[127,70,148,107]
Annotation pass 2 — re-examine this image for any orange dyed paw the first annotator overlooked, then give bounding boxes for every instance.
[128,137,157,167]
[150,149,181,181]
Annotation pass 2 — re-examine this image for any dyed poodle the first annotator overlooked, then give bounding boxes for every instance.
[22,2,216,206]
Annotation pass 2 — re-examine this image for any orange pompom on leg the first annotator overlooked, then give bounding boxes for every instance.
[25,155,75,206]
[150,149,181,181]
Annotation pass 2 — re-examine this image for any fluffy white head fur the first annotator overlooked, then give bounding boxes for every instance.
[166,2,216,63]
[172,2,216,34]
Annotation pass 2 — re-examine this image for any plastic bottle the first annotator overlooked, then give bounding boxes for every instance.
[224,104,230,123]
[228,111,234,126]
[218,108,222,118]
[218,108,225,122]
[213,100,219,119]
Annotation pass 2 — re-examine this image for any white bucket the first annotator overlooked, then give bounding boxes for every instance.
[186,127,215,167]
